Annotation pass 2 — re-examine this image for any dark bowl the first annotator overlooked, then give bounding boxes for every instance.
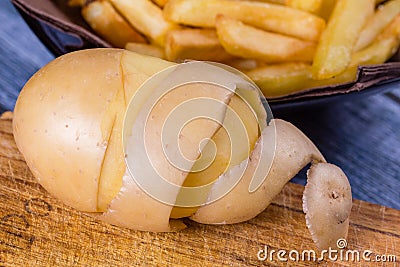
[11,0,400,112]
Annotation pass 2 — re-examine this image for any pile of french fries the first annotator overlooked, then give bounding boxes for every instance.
[69,0,400,98]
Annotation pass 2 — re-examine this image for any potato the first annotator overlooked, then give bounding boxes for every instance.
[247,15,400,98]
[192,119,325,224]
[311,0,375,79]
[13,49,174,212]
[170,93,260,219]
[110,0,178,46]
[13,49,267,231]
[82,0,146,48]
[317,0,337,21]
[164,0,326,42]
[125,43,165,59]
[151,0,169,7]
[355,0,400,51]
[13,49,124,212]
[303,163,352,250]
[286,0,322,13]
[216,16,316,63]
[245,63,315,98]
[14,49,352,243]
[165,29,233,62]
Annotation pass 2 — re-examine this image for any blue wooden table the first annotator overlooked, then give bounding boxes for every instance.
[0,0,399,209]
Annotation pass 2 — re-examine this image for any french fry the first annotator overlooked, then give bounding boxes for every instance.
[225,58,265,71]
[164,0,326,41]
[125,43,165,59]
[355,0,400,51]
[249,15,400,98]
[216,16,316,63]
[110,0,177,46]
[311,0,374,80]
[82,1,146,48]
[235,0,286,4]
[375,0,387,5]
[317,0,337,21]
[151,0,169,7]
[352,14,400,65]
[286,0,322,13]
[68,0,86,7]
[165,29,234,62]
[246,63,315,98]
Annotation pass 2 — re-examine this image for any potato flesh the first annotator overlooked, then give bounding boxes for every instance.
[170,94,260,218]
[96,89,126,211]
[101,82,233,231]
[97,51,176,211]
[121,50,175,101]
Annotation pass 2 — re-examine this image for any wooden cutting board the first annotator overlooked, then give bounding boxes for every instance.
[0,113,398,266]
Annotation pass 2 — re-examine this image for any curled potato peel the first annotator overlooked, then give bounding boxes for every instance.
[13,49,352,246]
[191,119,325,224]
[303,163,352,250]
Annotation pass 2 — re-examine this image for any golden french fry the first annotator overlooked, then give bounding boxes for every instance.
[311,0,374,80]
[82,1,146,48]
[125,43,165,59]
[68,0,86,7]
[317,0,337,21]
[286,0,322,13]
[247,62,364,98]
[355,0,400,51]
[352,14,400,65]
[246,63,314,98]
[249,15,400,98]
[165,29,234,62]
[110,0,177,46]
[164,0,325,41]
[151,0,169,7]
[216,16,316,63]
[225,58,265,71]
[375,0,387,4]
[235,0,286,4]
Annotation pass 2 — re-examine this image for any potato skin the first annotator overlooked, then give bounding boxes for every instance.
[191,119,325,224]
[13,49,124,212]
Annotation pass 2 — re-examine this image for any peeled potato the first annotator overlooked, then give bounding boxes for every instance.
[13,49,265,231]
[14,49,352,243]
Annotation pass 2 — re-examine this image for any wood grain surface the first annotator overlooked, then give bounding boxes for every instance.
[0,116,398,266]
[1,0,399,212]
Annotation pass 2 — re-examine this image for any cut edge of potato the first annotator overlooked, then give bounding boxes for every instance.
[170,87,264,219]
